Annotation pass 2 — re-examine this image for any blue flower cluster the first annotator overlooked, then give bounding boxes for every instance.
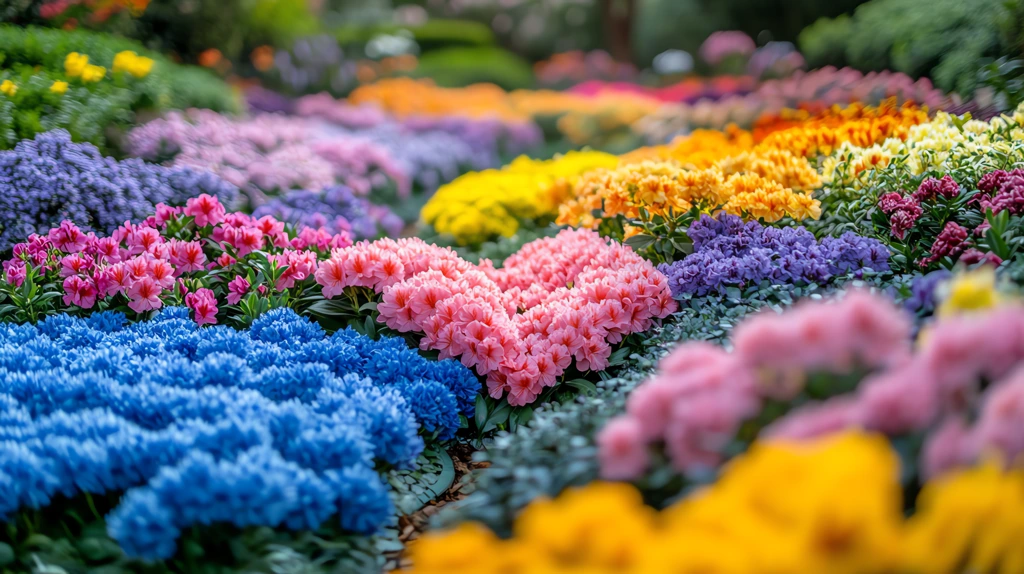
[658,214,891,297]
[0,307,478,559]
[0,130,238,249]
[253,185,403,239]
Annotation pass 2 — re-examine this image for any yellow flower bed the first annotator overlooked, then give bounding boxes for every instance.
[401,431,1024,574]
[421,150,620,245]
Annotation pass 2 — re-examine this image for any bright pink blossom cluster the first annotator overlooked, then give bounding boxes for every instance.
[314,229,676,406]
[598,291,912,479]
[599,292,1024,481]
[2,195,351,324]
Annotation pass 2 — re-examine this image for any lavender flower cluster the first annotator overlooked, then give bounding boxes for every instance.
[126,110,409,208]
[0,307,479,559]
[296,95,543,192]
[658,214,891,297]
[0,130,238,250]
[253,185,404,239]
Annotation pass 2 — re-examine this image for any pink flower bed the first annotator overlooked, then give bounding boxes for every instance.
[315,229,677,405]
[598,292,1024,480]
[2,195,351,325]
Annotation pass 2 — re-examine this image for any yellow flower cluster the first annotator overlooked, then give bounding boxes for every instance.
[50,81,69,94]
[0,80,16,97]
[401,432,1024,574]
[422,150,620,245]
[111,50,155,79]
[822,104,1024,190]
[557,157,821,231]
[64,52,106,83]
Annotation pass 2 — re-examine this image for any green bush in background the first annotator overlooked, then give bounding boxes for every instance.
[409,46,534,90]
[0,25,238,151]
[336,18,496,52]
[800,0,1013,94]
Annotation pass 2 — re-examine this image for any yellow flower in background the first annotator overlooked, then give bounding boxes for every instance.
[112,50,155,79]
[421,150,618,246]
[64,52,89,78]
[0,80,17,97]
[80,64,107,83]
[935,267,1003,317]
[50,81,69,94]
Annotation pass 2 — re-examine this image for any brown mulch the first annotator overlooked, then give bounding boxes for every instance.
[386,443,489,570]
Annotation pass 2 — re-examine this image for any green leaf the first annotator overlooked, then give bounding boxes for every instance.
[358,301,379,313]
[565,378,598,396]
[623,234,656,250]
[474,394,488,430]
[481,401,512,433]
[415,448,456,507]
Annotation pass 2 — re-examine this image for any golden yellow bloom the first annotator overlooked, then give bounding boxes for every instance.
[621,126,755,169]
[902,463,1024,574]
[421,150,618,245]
[935,267,1003,317]
[349,78,531,123]
[0,80,16,97]
[80,64,107,83]
[64,52,89,78]
[49,81,69,94]
[401,432,909,574]
[112,50,155,79]
[558,160,820,229]
[715,147,822,191]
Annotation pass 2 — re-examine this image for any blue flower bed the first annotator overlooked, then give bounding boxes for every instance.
[0,307,478,559]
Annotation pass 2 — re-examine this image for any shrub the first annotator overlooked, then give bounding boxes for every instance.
[0,25,238,150]
[410,47,535,91]
[798,0,1011,94]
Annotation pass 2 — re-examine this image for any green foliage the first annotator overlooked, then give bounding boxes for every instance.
[94,0,319,65]
[0,25,237,152]
[335,18,496,52]
[409,46,535,90]
[799,0,1011,94]
[981,56,1024,109]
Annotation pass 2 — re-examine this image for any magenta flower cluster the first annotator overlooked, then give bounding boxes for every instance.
[2,195,351,324]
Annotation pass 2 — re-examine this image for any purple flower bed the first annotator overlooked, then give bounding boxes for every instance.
[253,185,403,239]
[658,214,890,297]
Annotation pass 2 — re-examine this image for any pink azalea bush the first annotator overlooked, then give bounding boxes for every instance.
[314,229,677,406]
[1,195,351,325]
[597,291,1024,481]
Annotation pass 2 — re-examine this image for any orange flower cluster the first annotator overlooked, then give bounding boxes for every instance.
[557,160,820,232]
[347,78,531,122]
[619,126,754,168]
[716,148,822,191]
[754,100,931,157]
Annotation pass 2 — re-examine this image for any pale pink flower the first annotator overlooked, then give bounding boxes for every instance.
[597,418,650,480]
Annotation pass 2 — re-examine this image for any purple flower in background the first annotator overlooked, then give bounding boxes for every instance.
[253,186,403,239]
[903,269,953,314]
[699,31,756,66]
[0,130,237,249]
[127,110,410,208]
[658,213,890,298]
